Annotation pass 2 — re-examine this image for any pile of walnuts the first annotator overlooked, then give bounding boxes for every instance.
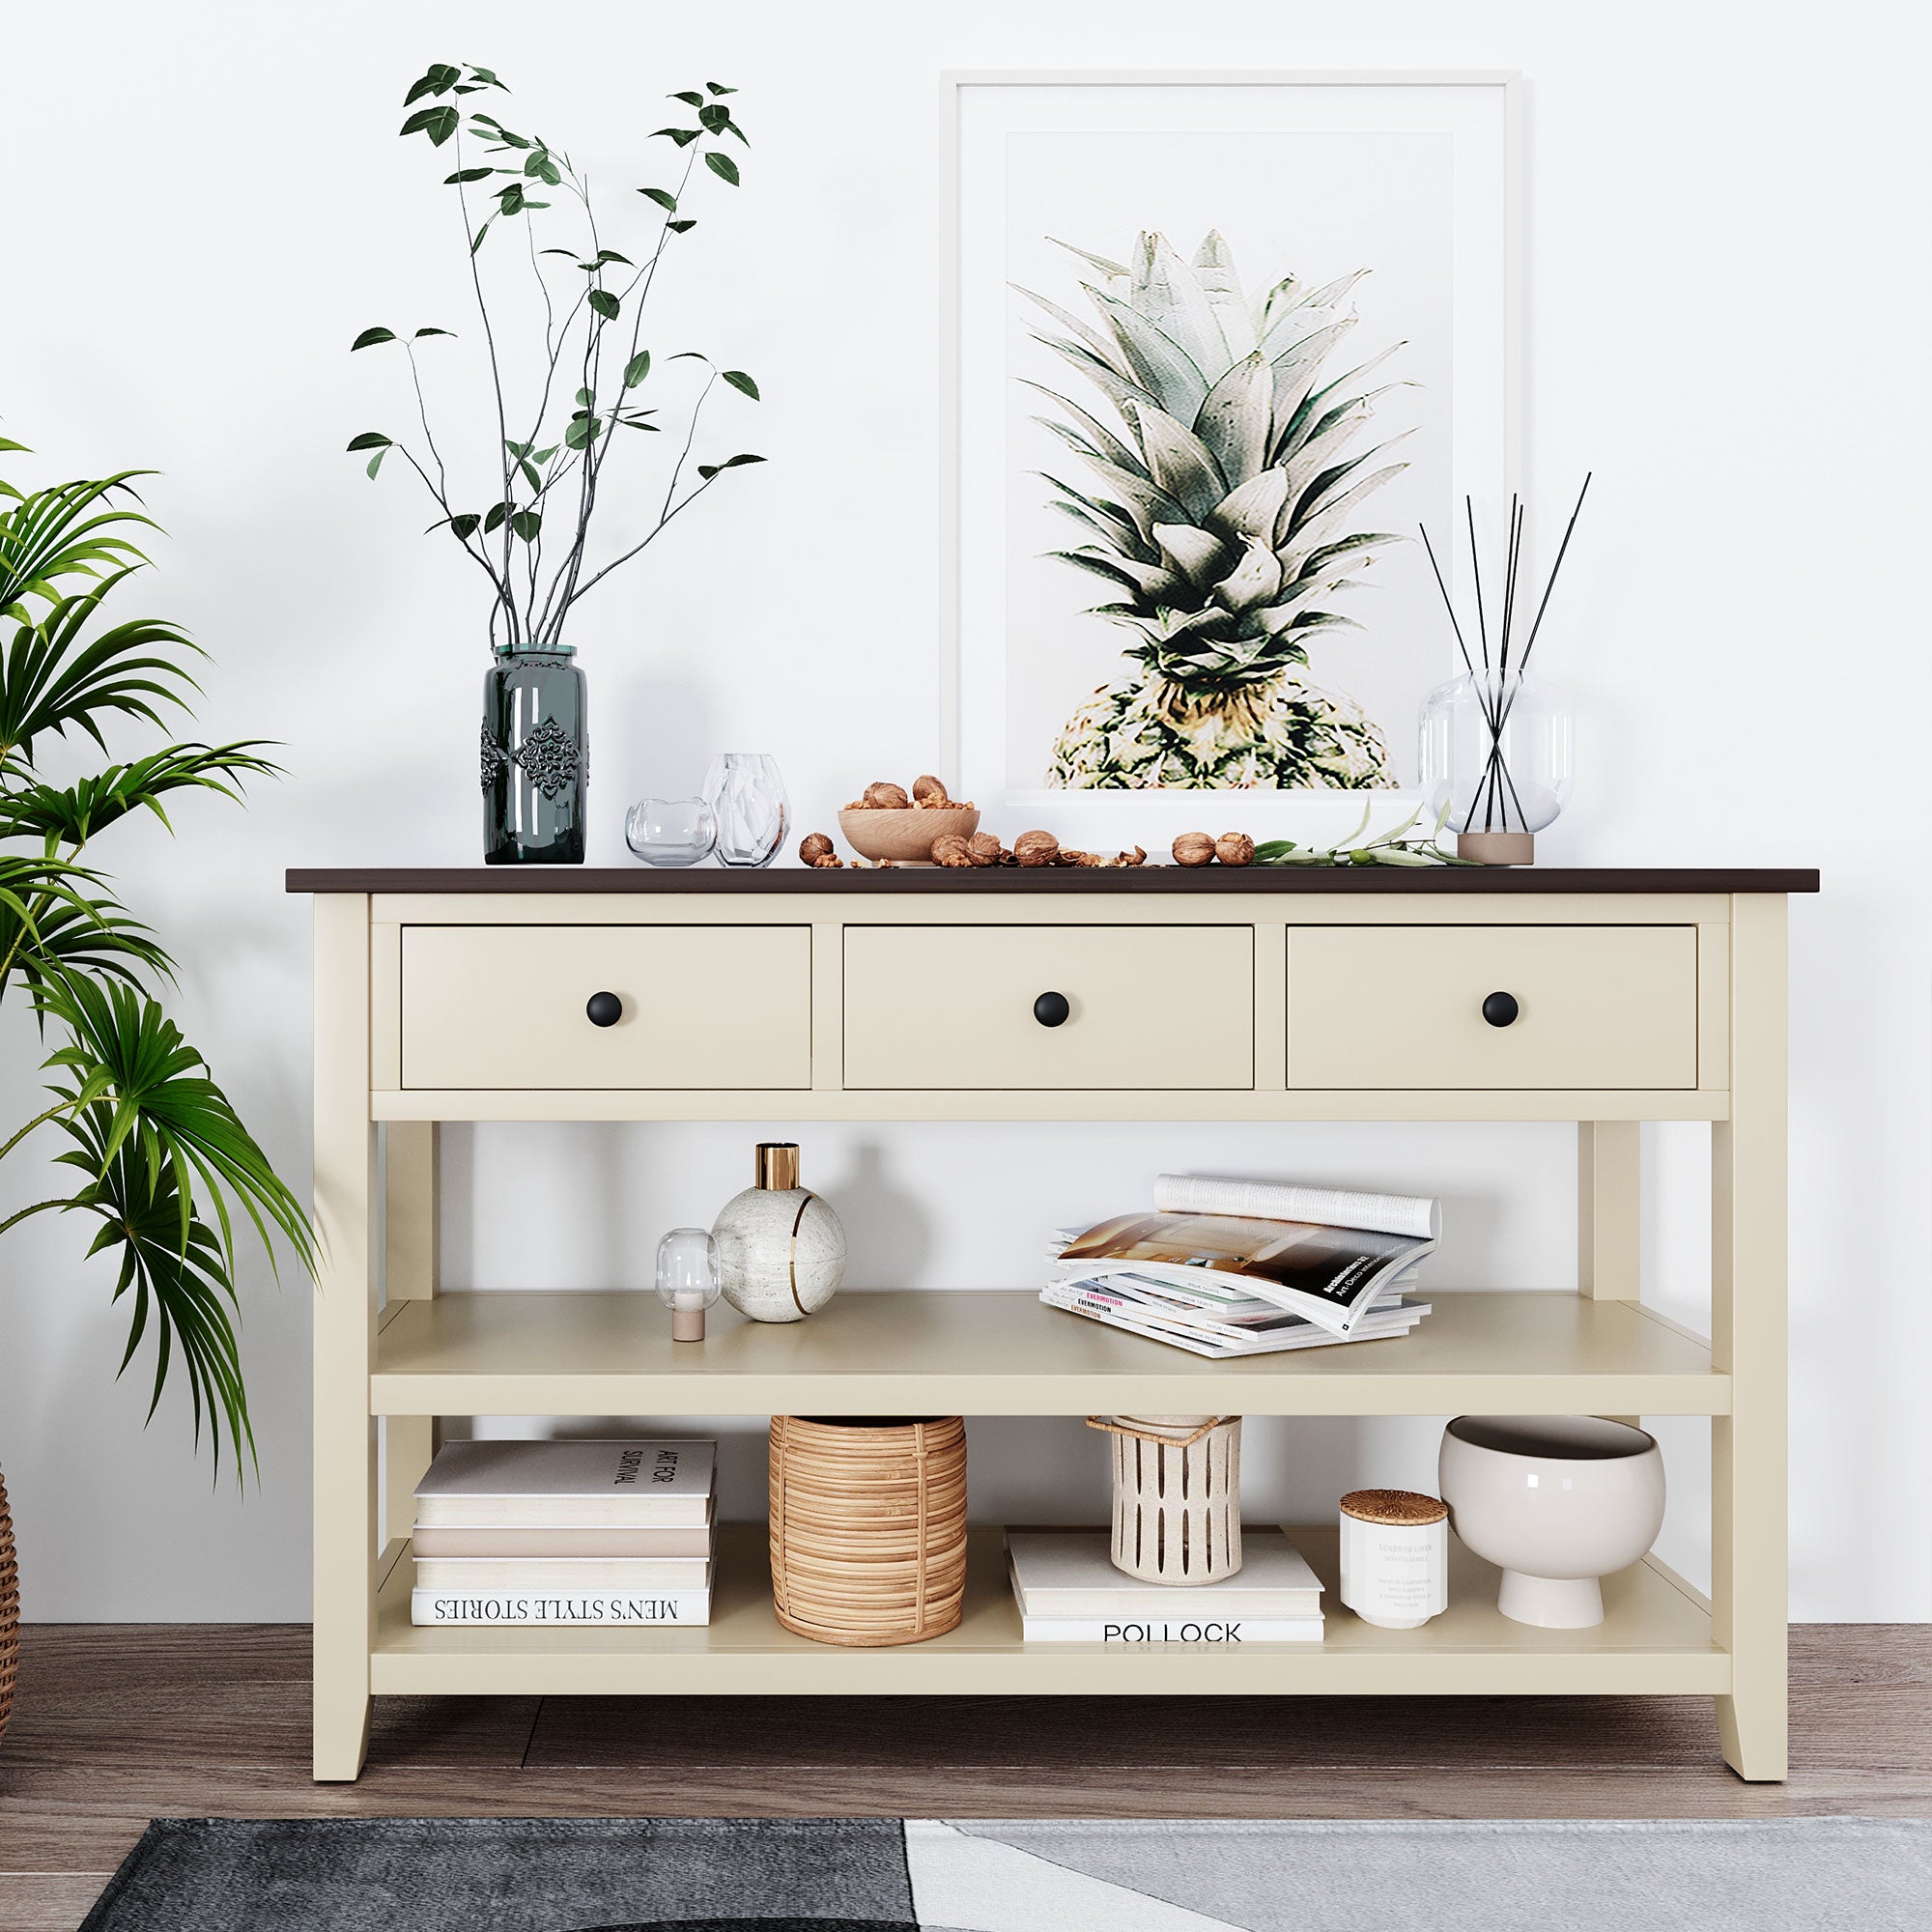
[842,774,971,811]
[798,824,1148,871]
[1172,832,1257,867]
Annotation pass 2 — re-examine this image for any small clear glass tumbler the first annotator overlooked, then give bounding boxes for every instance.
[625,797,717,867]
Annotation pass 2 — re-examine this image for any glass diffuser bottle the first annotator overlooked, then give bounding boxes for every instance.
[1420,668,1573,866]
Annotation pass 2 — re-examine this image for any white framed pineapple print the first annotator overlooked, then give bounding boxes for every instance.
[942,71,1520,848]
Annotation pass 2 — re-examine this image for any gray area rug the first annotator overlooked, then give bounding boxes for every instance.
[78,1814,1932,1932]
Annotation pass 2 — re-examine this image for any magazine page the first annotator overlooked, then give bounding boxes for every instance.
[1153,1173,1440,1240]
[1054,1210,1432,1335]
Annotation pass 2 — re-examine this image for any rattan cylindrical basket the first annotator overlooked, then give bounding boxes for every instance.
[768,1415,968,1646]
[0,1462,18,1745]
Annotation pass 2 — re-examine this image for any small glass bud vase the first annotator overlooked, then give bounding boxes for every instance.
[711,1143,844,1323]
[1420,668,1572,866]
[703,753,789,868]
[655,1227,721,1343]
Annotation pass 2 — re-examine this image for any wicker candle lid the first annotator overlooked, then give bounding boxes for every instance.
[1340,1488,1448,1526]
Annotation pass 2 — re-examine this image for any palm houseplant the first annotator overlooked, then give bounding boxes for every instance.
[0,443,314,1744]
[1019,231,1409,789]
[349,63,765,864]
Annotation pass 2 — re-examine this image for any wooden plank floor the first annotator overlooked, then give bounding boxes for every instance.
[2,1625,1929,1931]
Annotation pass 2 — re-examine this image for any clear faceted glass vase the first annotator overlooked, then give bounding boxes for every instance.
[1420,669,1572,866]
[482,648,587,865]
[703,753,789,867]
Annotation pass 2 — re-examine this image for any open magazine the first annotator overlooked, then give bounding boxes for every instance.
[1047,1174,1439,1343]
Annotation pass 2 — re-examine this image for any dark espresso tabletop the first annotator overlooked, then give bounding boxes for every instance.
[287,866,1820,895]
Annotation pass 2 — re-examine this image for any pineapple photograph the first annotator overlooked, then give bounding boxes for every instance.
[988,127,1460,800]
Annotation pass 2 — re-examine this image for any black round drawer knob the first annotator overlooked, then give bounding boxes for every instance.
[585,991,623,1028]
[1482,990,1520,1029]
[1033,991,1071,1028]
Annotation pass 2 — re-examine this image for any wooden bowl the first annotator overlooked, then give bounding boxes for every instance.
[838,806,980,865]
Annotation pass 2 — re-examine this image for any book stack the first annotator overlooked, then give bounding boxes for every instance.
[1043,1172,1438,1358]
[410,1437,716,1627]
[1008,1529,1324,1642]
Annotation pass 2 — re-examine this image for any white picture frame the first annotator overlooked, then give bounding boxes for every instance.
[941,71,1521,850]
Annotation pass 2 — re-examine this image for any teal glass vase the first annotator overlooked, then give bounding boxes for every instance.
[481,649,587,865]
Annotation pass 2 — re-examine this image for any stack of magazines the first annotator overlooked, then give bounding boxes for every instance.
[1042,1173,1437,1358]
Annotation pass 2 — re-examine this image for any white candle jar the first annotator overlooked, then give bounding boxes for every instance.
[1339,1490,1448,1630]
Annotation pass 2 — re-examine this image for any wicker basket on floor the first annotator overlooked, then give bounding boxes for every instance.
[768,1415,968,1647]
[0,1462,18,1746]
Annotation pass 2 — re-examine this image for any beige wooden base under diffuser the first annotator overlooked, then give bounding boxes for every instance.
[293,865,1811,1784]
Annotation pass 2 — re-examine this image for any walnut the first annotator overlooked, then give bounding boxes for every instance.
[810,853,843,868]
[1014,829,1060,867]
[1061,849,1104,867]
[1172,832,1216,867]
[1123,845,1148,867]
[930,834,975,867]
[799,832,836,865]
[1215,832,1256,867]
[863,781,909,810]
[911,774,950,804]
[967,832,1002,867]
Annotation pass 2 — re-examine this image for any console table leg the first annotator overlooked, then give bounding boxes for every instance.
[1712,895,1789,1782]
[313,894,378,1782]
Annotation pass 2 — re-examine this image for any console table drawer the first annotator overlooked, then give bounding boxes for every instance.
[1285,925,1700,1090]
[843,925,1253,1090]
[400,925,811,1090]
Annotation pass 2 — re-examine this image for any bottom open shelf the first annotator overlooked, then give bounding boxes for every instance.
[370,1524,1729,1698]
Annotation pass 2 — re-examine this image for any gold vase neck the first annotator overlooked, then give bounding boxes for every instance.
[754,1142,801,1190]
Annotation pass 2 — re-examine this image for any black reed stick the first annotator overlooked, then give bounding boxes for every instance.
[1464,496,1491,674]
[1418,522,1475,676]
[1514,471,1593,673]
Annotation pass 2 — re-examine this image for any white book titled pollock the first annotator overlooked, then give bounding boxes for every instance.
[411,1589,711,1626]
[413,1439,715,1528]
[1021,1614,1323,1643]
[1009,1530,1323,1619]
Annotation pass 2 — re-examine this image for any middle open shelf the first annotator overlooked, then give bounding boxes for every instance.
[372,1287,1723,1417]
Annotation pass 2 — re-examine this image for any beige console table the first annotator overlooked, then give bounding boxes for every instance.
[289,865,1815,1783]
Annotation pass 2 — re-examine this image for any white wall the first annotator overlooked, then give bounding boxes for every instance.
[1,0,1925,1622]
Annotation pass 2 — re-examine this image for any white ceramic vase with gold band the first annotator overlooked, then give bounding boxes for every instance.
[711,1142,846,1323]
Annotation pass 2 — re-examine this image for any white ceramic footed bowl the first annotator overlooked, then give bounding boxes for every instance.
[1438,1415,1665,1630]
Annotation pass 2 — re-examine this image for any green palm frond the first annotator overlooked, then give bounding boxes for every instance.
[41,976,315,1278]
[57,1115,255,1472]
[4,741,281,844]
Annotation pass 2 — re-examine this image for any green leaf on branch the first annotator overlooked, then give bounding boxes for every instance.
[413,327,454,339]
[669,91,705,107]
[575,387,595,406]
[704,152,740,185]
[653,127,700,146]
[699,103,729,132]
[509,510,541,542]
[667,219,696,234]
[470,217,494,253]
[721,370,759,400]
[443,166,493,184]
[706,81,737,95]
[400,104,459,145]
[404,64,460,105]
[469,66,504,87]
[365,450,387,478]
[619,417,661,431]
[696,453,766,480]
[639,188,677,211]
[350,327,395,351]
[486,501,519,534]
[594,249,633,267]
[624,352,651,387]
[345,432,391,452]
[563,414,603,450]
[587,290,619,320]
[447,513,480,541]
